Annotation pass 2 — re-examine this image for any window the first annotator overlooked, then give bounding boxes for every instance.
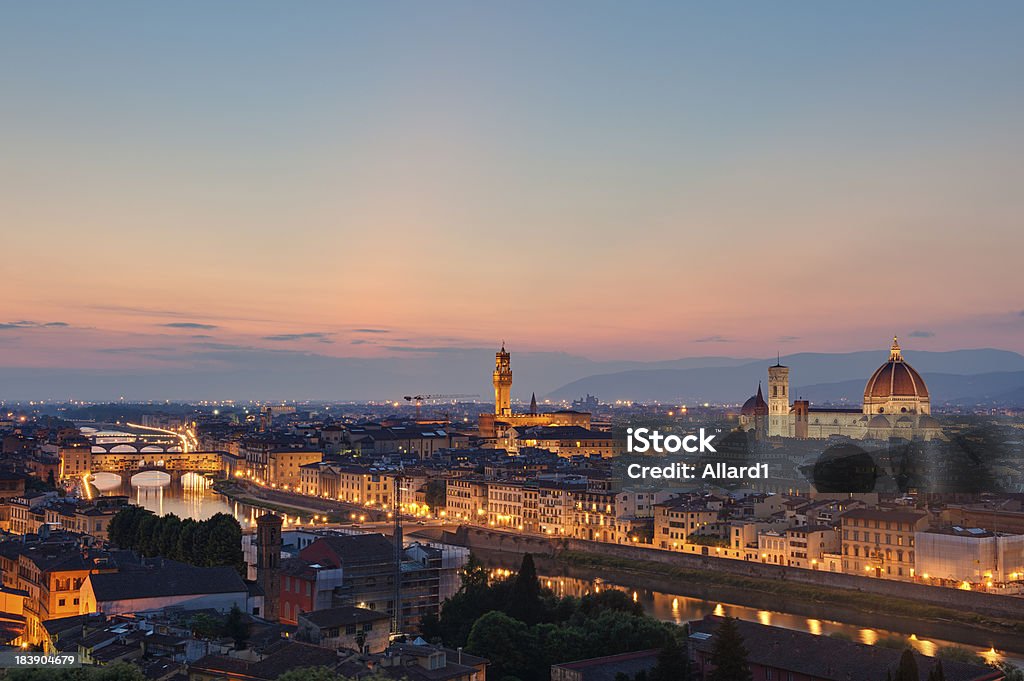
[58,599,66,607]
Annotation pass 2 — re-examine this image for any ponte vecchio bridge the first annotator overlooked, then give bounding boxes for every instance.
[61,426,231,485]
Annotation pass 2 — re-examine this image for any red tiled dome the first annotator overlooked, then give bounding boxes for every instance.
[863,337,929,402]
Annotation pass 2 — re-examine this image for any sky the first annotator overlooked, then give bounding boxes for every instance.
[3,2,1024,379]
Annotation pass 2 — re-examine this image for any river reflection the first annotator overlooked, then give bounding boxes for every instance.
[93,471,320,531]
[531,573,1020,667]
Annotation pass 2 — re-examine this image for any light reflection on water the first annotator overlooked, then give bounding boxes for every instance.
[94,473,322,530]
[536,574,1018,666]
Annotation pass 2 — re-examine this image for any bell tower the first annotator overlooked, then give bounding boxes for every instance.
[768,356,790,438]
[493,344,512,417]
[256,513,282,621]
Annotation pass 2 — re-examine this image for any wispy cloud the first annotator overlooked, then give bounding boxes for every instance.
[97,346,179,354]
[161,322,218,330]
[777,335,800,343]
[908,330,935,338]
[191,342,257,351]
[88,304,192,318]
[694,335,733,343]
[353,328,390,334]
[0,320,71,330]
[262,332,334,343]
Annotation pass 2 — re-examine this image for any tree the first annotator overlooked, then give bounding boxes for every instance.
[190,612,222,639]
[707,617,752,681]
[926,660,946,681]
[206,513,245,576]
[507,553,543,625]
[894,649,919,681]
[651,632,690,681]
[420,610,441,642]
[175,519,197,563]
[224,604,250,649]
[465,611,541,681]
[425,479,446,513]
[157,514,183,558]
[135,514,161,556]
[459,552,489,592]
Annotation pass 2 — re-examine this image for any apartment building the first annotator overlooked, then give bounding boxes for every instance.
[841,507,929,581]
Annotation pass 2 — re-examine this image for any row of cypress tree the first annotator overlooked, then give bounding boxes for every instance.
[106,506,245,576]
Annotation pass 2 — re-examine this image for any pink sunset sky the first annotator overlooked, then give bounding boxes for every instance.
[3,3,1023,372]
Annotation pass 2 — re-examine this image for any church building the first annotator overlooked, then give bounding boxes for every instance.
[739,337,943,441]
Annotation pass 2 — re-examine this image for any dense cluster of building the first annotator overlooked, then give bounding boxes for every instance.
[0,341,1021,679]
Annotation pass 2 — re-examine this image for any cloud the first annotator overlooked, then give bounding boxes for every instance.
[0,320,71,330]
[777,335,800,343]
[908,330,935,338]
[97,346,179,354]
[89,304,192,318]
[350,339,371,345]
[352,328,390,334]
[262,332,334,343]
[161,322,219,330]
[693,335,734,343]
[191,342,257,351]
[191,334,215,339]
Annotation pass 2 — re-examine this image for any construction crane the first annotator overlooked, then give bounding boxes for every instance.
[402,393,478,419]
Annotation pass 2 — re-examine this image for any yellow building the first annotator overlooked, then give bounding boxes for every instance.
[841,507,928,581]
[445,478,488,523]
[486,481,524,530]
[268,450,323,490]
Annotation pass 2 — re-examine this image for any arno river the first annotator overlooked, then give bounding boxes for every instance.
[97,475,1023,668]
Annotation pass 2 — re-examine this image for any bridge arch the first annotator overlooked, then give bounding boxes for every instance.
[131,470,171,487]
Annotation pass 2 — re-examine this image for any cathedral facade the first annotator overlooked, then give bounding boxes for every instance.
[740,337,943,441]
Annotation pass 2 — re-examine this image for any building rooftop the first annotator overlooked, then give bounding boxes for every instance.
[299,606,389,629]
[88,562,247,602]
[688,616,1000,681]
[552,649,660,681]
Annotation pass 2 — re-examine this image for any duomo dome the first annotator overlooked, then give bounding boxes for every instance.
[862,336,930,416]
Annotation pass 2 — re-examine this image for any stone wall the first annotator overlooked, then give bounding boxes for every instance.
[450,526,1024,620]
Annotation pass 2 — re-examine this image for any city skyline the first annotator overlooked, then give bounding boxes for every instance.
[3,2,1024,373]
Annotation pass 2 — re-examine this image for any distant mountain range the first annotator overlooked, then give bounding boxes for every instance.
[545,349,1024,406]
[2,347,1024,405]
